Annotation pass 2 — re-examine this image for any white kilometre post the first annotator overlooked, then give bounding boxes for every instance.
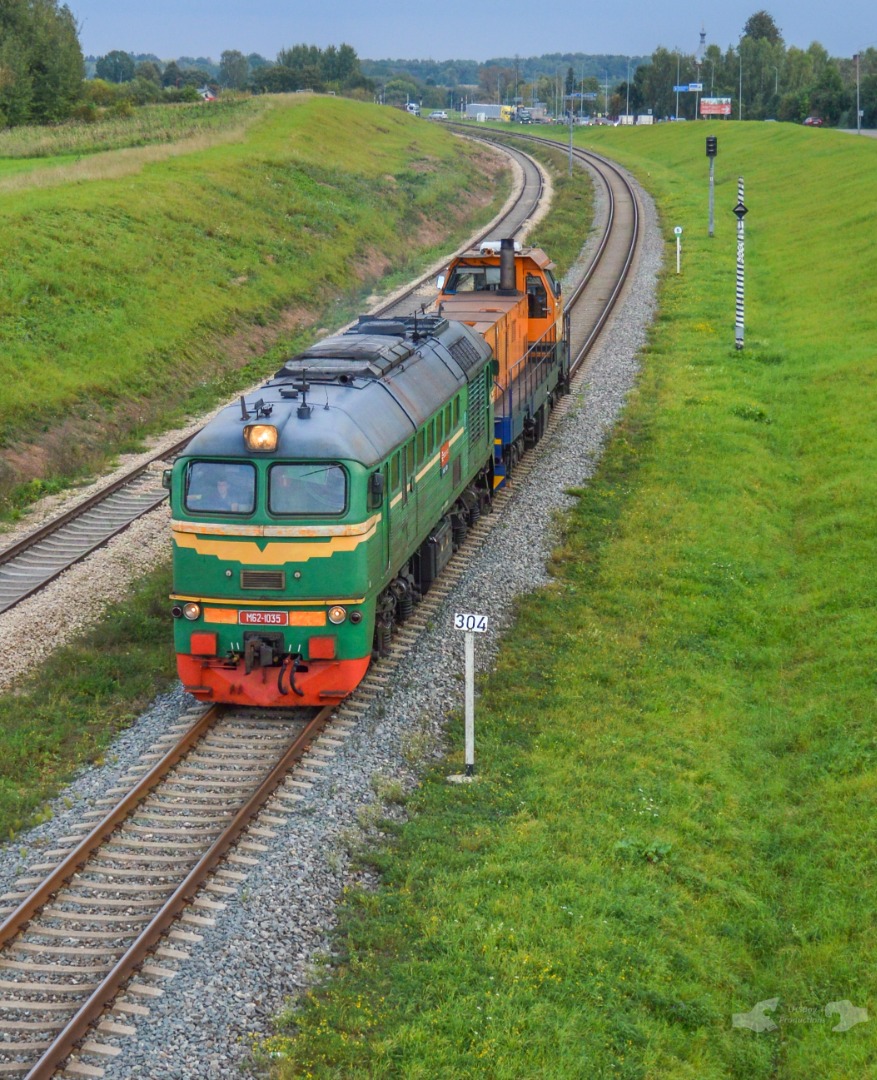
[448,612,489,783]
[733,177,748,351]
[464,631,475,775]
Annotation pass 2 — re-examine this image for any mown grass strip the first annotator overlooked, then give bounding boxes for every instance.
[0,97,263,166]
[261,124,877,1078]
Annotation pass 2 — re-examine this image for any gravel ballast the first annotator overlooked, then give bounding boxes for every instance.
[0,167,662,1078]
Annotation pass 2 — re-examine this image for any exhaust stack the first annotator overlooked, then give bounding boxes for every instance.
[499,238,517,294]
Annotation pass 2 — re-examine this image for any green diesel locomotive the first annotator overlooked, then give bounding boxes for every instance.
[169,314,495,707]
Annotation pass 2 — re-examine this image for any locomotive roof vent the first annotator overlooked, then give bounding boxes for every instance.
[274,315,453,384]
[276,337,416,383]
[352,319,408,337]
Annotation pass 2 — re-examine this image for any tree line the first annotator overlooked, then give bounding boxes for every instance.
[1,3,874,129]
[624,12,877,126]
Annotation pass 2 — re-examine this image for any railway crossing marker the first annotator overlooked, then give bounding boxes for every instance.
[447,612,489,783]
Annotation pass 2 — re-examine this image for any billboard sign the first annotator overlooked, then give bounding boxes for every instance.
[700,97,732,116]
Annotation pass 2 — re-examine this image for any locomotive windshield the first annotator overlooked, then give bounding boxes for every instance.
[185,461,255,515]
[269,463,346,515]
[444,264,501,293]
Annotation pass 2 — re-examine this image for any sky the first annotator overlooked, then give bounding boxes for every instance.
[70,0,872,64]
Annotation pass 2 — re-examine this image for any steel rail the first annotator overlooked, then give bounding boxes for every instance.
[566,146,640,370]
[0,435,190,573]
[20,704,334,1080]
[0,705,221,950]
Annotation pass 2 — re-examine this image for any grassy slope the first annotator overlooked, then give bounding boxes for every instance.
[264,125,877,1078]
[0,96,503,509]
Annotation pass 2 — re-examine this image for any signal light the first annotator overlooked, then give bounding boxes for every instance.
[706,136,718,157]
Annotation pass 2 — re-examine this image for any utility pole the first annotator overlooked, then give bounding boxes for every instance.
[738,44,743,119]
[626,58,631,119]
[675,51,681,119]
[855,53,861,134]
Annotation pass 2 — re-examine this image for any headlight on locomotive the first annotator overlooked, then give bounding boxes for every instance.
[182,602,202,621]
[328,605,347,625]
[244,424,278,452]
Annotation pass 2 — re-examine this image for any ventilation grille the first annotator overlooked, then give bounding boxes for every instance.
[468,369,487,446]
[449,336,484,373]
[241,570,286,590]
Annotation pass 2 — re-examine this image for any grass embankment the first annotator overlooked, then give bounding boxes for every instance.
[0,94,506,513]
[0,105,594,842]
[262,125,877,1078]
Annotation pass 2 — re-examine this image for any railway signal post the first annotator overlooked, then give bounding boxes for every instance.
[706,135,718,237]
[733,178,748,351]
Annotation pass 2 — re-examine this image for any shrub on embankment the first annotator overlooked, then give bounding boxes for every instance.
[0,95,507,516]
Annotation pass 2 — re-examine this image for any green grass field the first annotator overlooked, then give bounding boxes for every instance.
[0,95,507,514]
[1,104,875,1077]
[259,123,877,1078]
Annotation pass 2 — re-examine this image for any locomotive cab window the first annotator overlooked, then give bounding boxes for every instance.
[185,461,256,515]
[526,274,548,318]
[444,264,501,293]
[269,463,346,515]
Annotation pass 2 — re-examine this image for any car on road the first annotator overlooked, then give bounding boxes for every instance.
[803,116,824,126]
[428,110,448,120]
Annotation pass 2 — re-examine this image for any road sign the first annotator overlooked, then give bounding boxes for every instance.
[689,83,703,91]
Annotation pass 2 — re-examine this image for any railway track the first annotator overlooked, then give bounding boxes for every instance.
[0,705,336,1076]
[0,131,645,1076]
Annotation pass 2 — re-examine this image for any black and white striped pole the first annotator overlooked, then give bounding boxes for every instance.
[733,177,748,351]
